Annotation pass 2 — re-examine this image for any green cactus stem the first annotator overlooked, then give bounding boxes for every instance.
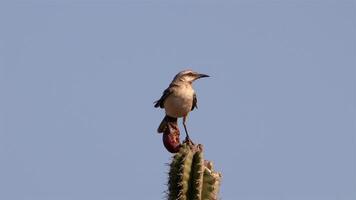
[167,142,222,200]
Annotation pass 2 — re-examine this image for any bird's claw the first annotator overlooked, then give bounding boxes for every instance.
[184,136,195,145]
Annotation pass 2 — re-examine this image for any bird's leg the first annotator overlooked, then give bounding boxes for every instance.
[183,116,194,145]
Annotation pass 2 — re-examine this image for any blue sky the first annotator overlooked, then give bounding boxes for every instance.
[0,0,355,199]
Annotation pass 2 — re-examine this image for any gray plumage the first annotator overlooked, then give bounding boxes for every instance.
[154,70,209,141]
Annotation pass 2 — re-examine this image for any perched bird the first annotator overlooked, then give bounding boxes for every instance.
[154,70,209,142]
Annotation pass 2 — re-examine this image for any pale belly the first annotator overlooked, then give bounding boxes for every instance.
[164,92,193,118]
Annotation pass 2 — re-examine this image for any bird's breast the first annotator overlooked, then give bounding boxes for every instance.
[164,87,194,118]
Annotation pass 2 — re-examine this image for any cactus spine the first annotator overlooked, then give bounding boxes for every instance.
[167,143,222,200]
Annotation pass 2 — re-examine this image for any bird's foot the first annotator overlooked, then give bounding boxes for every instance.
[183,136,195,145]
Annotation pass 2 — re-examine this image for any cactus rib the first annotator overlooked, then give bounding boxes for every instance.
[167,143,222,200]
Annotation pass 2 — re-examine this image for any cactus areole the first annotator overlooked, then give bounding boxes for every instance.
[166,142,222,200]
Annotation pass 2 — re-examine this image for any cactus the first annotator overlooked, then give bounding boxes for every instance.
[167,142,222,200]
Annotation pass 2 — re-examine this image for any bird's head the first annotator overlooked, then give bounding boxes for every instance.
[172,69,209,84]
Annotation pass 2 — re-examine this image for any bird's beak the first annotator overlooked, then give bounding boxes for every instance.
[197,73,210,79]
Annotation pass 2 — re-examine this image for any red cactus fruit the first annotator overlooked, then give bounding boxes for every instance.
[162,122,181,153]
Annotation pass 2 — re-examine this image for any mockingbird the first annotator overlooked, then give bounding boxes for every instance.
[154,70,209,142]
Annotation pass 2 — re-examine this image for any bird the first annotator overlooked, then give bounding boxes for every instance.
[154,70,209,142]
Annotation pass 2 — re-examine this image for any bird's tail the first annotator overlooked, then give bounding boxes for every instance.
[157,115,177,133]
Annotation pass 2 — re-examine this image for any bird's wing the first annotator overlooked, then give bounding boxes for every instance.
[154,87,172,108]
[191,92,198,111]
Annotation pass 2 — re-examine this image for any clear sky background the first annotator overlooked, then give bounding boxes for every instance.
[0,0,355,200]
